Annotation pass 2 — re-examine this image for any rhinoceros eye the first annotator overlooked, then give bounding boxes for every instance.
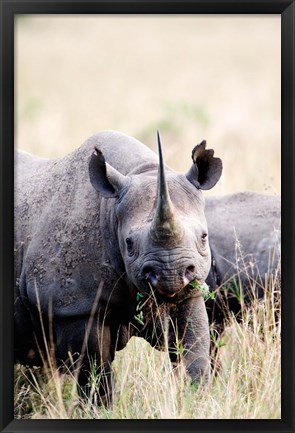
[201,232,208,241]
[126,237,134,256]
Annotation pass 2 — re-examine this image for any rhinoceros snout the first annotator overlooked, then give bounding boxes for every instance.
[143,264,196,297]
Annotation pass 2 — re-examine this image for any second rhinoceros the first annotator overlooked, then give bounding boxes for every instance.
[205,191,281,326]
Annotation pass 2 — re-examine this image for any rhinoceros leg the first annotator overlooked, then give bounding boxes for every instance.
[54,316,115,405]
[168,296,210,385]
[140,295,210,385]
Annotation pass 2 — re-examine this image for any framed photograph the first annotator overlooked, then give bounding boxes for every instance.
[1,1,294,432]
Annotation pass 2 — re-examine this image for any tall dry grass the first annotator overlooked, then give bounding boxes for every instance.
[14,252,281,420]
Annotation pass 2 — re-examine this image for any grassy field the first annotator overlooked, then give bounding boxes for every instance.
[14,15,281,419]
[14,266,281,419]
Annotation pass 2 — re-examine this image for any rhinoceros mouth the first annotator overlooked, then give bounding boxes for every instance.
[156,288,181,300]
[166,292,177,298]
[142,273,183,297]
[147,282,205,305]
[138,275,205,305]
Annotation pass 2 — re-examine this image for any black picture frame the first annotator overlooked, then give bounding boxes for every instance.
[1,1,294,432]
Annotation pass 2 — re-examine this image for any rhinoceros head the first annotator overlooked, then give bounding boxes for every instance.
[89,132,222,300]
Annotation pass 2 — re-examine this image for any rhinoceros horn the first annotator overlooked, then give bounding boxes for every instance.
[149,131,183,241]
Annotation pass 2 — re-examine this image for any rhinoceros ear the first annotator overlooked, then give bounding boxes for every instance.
[185,140,222,190]
[88,147,129,198]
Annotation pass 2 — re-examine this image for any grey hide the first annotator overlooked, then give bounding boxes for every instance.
[205,192,281,325]
[14,130,223,403]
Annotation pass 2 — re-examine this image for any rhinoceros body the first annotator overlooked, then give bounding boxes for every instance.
[205,192,281,324]
[15,130,223,401]
[14,130,280,402]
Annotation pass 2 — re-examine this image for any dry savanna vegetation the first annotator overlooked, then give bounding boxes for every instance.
[14,15,281,419]
[14,261,281,419]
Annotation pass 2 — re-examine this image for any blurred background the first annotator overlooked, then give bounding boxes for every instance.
[15,15,281,196]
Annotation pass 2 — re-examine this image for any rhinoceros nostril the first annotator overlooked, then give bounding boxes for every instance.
[185,265,195,283]
[144,269,159,287]
[186,265,195,273]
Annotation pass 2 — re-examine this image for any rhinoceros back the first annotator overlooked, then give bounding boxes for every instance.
[14,131,157,321]
[205,191,281,285]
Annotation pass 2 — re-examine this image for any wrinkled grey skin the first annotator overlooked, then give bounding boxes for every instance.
[14,130,222,402]
[204,192,281,325]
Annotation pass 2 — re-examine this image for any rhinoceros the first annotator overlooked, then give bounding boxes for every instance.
[14,130,223,402]
[205,192,281,326]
